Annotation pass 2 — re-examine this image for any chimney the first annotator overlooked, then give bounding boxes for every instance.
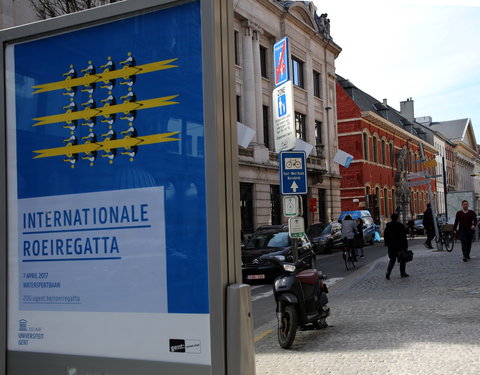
[400,97,414,122]
[382,98,388,106]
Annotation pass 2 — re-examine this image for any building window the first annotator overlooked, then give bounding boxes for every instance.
[270,185,282,225]
[234,30,239,66]
[381,139,386,165]
[240,183,254,234]
[292,57,304,88]
[260,46,268,78]
[315,121,323,157]
[389,142,394,167]
[363,133,369,161]
[373,136,378,163]
[313,70,321,98]
[263,105,270,149]
[295,112,306,141]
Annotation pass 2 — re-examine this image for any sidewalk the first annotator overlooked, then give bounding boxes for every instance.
[254,240,480,375]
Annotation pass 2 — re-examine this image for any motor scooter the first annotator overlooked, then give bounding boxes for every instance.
[270,254,330,349]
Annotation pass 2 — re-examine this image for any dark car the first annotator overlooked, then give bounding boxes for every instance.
[241,225,315,283]
[306,222,342,253]
[413,219,424,235]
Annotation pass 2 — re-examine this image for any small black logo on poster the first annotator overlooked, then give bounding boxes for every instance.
[169,339,185,353]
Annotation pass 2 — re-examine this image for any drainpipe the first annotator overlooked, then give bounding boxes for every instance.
[324,38,334,221]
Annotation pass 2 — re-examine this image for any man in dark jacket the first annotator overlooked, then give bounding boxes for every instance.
[422,203,434,249]
[384,213,409,280]
[453,200,477,262]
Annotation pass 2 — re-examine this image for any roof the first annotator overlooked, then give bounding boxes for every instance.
[336,75,432,140]
[429,119,470,141]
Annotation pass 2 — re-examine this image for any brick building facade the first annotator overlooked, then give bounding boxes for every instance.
[336,77,437,227]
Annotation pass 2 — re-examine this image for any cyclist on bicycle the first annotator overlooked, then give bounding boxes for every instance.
[341,214,358,262]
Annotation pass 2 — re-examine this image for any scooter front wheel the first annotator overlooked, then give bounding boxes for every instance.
[278,305,297,349]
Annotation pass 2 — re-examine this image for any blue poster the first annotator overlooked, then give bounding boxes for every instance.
[12,1,208,316]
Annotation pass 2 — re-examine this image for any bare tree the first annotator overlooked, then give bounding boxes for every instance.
[29,0,123,19]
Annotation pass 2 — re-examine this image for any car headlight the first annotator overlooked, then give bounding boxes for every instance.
[273,255,286,262]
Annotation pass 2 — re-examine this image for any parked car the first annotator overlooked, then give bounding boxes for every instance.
[306,222,343,253]
[413,219,424,235]
[241,225,315,283]
[338,210,376,245]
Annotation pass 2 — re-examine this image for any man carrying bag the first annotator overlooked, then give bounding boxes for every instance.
[384,213,411,280]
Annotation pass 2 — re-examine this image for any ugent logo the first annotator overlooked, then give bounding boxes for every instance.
[31,53,181,168]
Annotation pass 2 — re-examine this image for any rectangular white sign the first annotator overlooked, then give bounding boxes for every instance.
[273,81,296,152]
[406,171,427,180]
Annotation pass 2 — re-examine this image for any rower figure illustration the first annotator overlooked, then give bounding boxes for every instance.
[63,133,78,145]
[101,126,117,165]
[82,152,97,166]
[100,56,115,72]
[81,95,96,109]
[101,126,116,141]
[120,111,136,122]
[101,115,116,126]
[100,82,115,91]
[62,98,77,112]
[121,146,137,162]
[63,64,77,79]
[63,123,77,131]
[82,118,96,132]
[121,122,137,137]
[81,60,96,75]
[120,52,136,67]
[120,87,136,102]
[101,91,116,106]
[82,132,97,143]
[101,149,117,164]
[120,74,136,87]
[64,154,78,168]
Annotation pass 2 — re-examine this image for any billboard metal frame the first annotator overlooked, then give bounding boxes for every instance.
[0,0,241,374]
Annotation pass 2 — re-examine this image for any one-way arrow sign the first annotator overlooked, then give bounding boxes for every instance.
[279,151,307,195]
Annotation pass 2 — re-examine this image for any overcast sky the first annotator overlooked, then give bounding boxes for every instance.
[312,0,480,142]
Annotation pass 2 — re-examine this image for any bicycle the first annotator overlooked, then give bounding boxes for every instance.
[342,241,357,270]
[438,224,455,252]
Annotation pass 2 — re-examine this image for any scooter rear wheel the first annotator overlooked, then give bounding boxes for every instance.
[278,305,297,349]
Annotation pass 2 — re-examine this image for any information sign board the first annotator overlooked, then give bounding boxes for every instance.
[283,195,300,217]
[279,151,307,195]
[273,81,296,152]
[4,0,211,367]
[288,217,305,238]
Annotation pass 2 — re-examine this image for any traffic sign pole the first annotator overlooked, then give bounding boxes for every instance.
[419,143,441,250]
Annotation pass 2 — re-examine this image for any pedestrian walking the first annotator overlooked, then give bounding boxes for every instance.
[423,203,434,249]
[341,214,358,261]
[407,217,415,239]
[384,213,409,280]
[354,218,364,258]
[453,200,477,262]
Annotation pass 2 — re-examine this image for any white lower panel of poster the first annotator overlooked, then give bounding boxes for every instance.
[8,312,211,365]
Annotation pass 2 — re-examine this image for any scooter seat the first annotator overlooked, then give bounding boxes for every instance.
[296,269,319,285]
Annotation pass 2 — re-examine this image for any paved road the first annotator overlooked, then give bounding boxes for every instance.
[250,241,389,330]
[253,239,480,374]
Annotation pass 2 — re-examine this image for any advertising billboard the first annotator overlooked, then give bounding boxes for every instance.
[5,0,211,367]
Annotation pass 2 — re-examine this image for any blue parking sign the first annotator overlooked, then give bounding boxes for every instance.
[279,151,307,195]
